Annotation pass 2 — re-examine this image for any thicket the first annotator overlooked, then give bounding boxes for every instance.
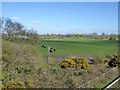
[2,40,40,88]
[1,18,40,45]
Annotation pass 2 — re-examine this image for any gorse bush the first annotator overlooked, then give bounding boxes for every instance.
[72,57,90,72]
[107,54,120,67]
[61,59,76,68]
[61,57,90,72]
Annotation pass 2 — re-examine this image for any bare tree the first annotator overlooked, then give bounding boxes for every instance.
[13,22,24,36]
[4,19,14,36]
[0,17,4,34]
[27,29,40,44]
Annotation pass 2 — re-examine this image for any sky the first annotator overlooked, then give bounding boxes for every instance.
[2,2,118,35]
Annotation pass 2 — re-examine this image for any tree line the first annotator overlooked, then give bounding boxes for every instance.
[1,17,39,44]
[1,17,118,42]
[40,33,118,40]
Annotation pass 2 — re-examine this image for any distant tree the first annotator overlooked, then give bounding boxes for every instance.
[2,18,40,44]
[3,18,26,36]
[51,34,56,39]
[13,22,24,35]
[4,19,14,36]
[109,34,117,40]
[27,29,39,44]
[0,17,4,34]
[102,33,105,36]
[92,33,97,36]
[0,18,3,29]
[19,29,27,36]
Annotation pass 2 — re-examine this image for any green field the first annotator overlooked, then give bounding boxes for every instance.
[40,38,118,57]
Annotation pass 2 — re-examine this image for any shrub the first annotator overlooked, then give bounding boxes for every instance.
[2,78,31,88]
[108,54,120,67]
[93,54,105,64]
[73,57,90,72]
[74,71,82,76]
[2,40,38,88]
[2,41,14,57]
[50,64,57,74]
[64,78,75,88]
[61,57,90,72]
[61,59,76,68]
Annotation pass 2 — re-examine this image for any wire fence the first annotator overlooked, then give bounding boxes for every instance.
[77,67,119,88]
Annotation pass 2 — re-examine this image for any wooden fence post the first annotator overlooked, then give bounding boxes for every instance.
[48,47,50,66]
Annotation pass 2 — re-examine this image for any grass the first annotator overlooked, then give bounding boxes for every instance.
[94,78,114,88]
[40,38,118,57]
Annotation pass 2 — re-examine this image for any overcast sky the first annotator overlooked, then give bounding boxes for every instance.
[2,2,118,35]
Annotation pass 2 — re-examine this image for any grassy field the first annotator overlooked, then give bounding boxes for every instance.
[40,38,118,57]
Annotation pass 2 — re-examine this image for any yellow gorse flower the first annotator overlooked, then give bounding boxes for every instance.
[61,57,90,72]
